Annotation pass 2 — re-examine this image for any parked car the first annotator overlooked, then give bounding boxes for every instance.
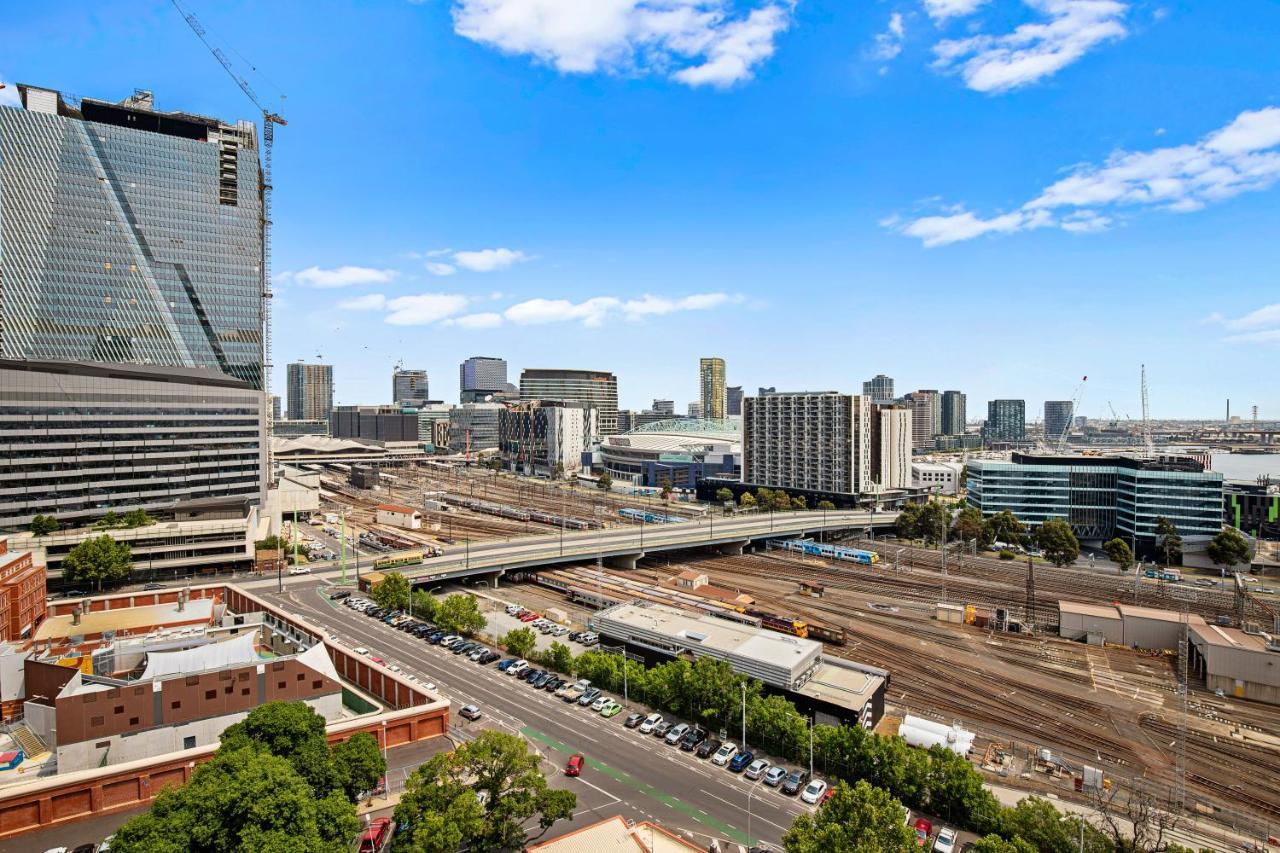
[591,695,611,712]
[728,751,754,773]
[288,566,311,575]
[507,660,529,676]
[543,677,564,691]
[800,779,828,804]
[782,769,810,795]
[480,651,501,664]
[679,728,707,751]
[143,583,167,591]
[358,817,393,853]
[600,701,623,718]
[565,753,584,777]
[711,742,738,767]
[652,721,672,738]
[665,723,690,745]
[459,704,482,721]
[578,687,602,706]
[933,827,957,853]
[913,818,933,847]
[353,647,370,656]
[763,766,788,787]
[696,738,722,759]
[469,647,487,662]
[744,758,770,780]
[638,713,663,734]
[624,713,645,728]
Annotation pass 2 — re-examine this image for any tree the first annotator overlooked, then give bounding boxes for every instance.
[29,514,60,536]
[739,492,757,509]
[1155,516,1183,567]
[255,534,287,552]
[220,700,337,796]
[540,640,574,674]
[782,780,915,853]
[62,534,132,590]
[756,487,774,511]
[94,510,122,530]
[411,589,439,622]
[435,594,486,635]
[659,478,673,500]
[999,796,1111,853]
[122,508,155,528]
[395,730,576,850]
[816,500,836,511]
[1088,781,1183,853]
[1206,527,1251,576]
[896,502,923,540]
[987,510,1028,547]
[552,461,565,480]
[500,627,537,659]
[1035,519,1080,567]
[792,494,808,511]
[596,471,613,491]
[951,506,991,547]
[916,501,950,546]
[370,572,411,611]
[1103,537,1135,572]
[330,732,386,801]
[109,747,359,853]
[715,487,734,507]
[970,836,1038,853]
[773,491,793,512]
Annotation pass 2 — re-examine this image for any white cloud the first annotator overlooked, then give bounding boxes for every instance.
[452,248,531,272]
[451,0,793,89]
[870,12,906,63]
[338,293,388,311]
[932,0,1128,93]
[383,293,470,326]
[426,262,458,276]
[447,312,505,329]
[923,0,990,21]
[890,106,1280,246]
[1211,303,1280,345]
[291,265,398,288]
[504,291,739,326]
[0,80,19,109]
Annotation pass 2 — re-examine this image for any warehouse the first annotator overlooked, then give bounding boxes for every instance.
[375,504,422,530]
[1188,623,1280,705]
[591,600,887,728]
[1058,601,1205,651]
[1058,601,1125,645]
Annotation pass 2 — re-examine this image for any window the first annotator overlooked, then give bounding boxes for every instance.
[91,716,104,727]
[241,687,250,696]
[130,717,140,726]
[312,680,323,689]
[183,736,196,750]
[95,741,110,748]
[170,700,181,710]
[114,705,124,714]
[204,689,216,700]
[297,673,305,681]
[277,681,286,689]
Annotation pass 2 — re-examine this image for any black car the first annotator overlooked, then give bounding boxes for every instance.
[782,769,810,795]
[568,631,582,641]
[63,589,88,598]
[453,642,476,656]
[480,651,501,664]
[427,631,445,643]
[624,713,644,728]
[543,676,563,691]
[679,728,707,751]
[524,669,544,684]
[329,590,351,601]
[532,672,553,688]
[696,738,722,759]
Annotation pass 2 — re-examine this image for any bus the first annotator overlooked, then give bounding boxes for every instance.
[373,552,425,571]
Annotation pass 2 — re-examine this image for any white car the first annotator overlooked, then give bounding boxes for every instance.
[353,647,369,656]
[288,566,311,575]
[638,713,663,734]
[711,742,738,766]
[388,665,401,673]
[744,758,770,780]
[507,660,528,676]
[933,827,958,853]
[800,779,828,804]
[591,695,611,712]
[423,682,437,692]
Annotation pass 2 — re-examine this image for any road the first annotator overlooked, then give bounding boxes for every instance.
[269,578,820,850]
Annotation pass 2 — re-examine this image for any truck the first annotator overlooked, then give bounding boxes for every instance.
[556,679,591,702]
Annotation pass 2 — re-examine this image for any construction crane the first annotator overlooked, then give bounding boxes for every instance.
[1054,376,1087,453]
[1140,364,1155,457]
[172,0,286,476]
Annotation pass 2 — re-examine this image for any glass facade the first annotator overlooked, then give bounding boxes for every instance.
[0,92,264,388]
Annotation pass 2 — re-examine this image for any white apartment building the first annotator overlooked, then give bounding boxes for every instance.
[742,392,871,496]
[872,406,913,490]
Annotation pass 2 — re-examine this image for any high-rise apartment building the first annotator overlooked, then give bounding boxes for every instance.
[499,401,597,477]
[392,368,429,406]
[940,391,966,436]
[984,399,1027,444]
[726,386,744,417]
[0,85,269,532]
[287,362,333,421]
[699,357,726,421]
[272,395,282,422]
[862,374,895,402]
[449,403,504,454]
[652,399,675,416]
[904,391,940,451]
[1044,400,1074,444]
[520,369,619,435]
[686,402,704,418]
[459,356,508,402]
[870,404,913,490]
[742,392,871,496]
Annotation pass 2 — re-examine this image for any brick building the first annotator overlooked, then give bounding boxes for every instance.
[0,539,46,643]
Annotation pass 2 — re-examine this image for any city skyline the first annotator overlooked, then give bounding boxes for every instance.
[2,2,1276,418]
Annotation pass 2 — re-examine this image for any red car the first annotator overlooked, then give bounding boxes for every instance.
[359,817,393,853]
[520,612,539,622]
[368,656,386,666]
[565,753,584,777]
[913,818,932,847]
[821,787,836,805]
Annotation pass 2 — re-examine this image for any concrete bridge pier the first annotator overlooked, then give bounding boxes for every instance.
[716,540,749,557]
[605,552,643,571]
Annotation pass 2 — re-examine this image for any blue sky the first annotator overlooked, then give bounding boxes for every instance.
[4,0,1278,420]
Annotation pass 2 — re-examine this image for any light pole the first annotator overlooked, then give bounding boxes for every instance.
[740,682,747,752]
[465,537,470,572]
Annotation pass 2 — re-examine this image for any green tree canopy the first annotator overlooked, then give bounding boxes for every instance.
[970,835,1038,853]
[782,780,915,853]
[1155,516,1183,566]
[1103,537,1135,571]
[816,500,836,511]
[94,510,122,529]
[220,700,336,796]
[329,732,385,801]
[122,508,156,528]
[596,471,613,491]
[540,640,574,674]
[371,571,411,611]
[1034,519,1080,567]
[951,506,992,547]
[30,514,61,536]
[987,510,1027,547]
[1206,527,1250,574]
[999,796,1111,853]
[916,501,950,546]
[411,589,440,622]
[62,534,132,590]
[395,730,575,850]
[792,494,808,511]
[255,534,287,552]
[500,627,537,659]
[660,478,673,499]
[715,487,734,505]
[436,594,486,635]
[739,491,757,509]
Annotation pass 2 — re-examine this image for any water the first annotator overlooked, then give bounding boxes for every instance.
[1211,452,1280,483]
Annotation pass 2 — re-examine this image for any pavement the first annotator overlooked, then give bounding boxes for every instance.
[269,578,821,850]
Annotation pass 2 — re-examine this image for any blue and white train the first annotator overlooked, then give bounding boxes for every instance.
[781,538,880,565]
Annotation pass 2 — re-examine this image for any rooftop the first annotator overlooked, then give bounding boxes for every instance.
[525,815,700,853]
[376,504,419,515]
[1116,604,1207,626]
[1190,623,1271,651]
[1060,601,1122,620]
[35,598,215,643]
[796,658,887,707]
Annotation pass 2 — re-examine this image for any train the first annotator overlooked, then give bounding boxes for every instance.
[780,538,880,565]
[743,609,809,639]
[1144,568,1183,582]
[618,507,686,524]
[438,494,601,529]
[372,552,425,571]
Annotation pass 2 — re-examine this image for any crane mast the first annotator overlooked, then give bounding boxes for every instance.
[171,0,286,479]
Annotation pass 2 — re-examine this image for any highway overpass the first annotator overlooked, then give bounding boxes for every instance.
[358,509,898,588]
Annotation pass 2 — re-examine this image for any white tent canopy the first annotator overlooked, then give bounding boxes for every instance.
[139,631,260,680]
[897,714,975,755]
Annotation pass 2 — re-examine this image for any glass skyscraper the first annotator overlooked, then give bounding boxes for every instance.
[0,86,265,387]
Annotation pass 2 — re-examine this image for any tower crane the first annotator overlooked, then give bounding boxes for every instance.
[171,0,286,474]
[1141,364,1155,457]
[1054,376,1087,453]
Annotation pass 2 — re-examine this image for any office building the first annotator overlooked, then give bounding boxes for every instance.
[940,391,966,436]
[459,356,508,402]
[0,86,264,388]
[1044,400,1074,444]
[742,392,872,498]
[687,401,703,419]
[726,386,744,417]
[616,410,636,433]
[520,369,619,435]
[934,434,983,451]
[272,395,282,422]
[652,399,675,416]
[330,405,419,443]
[758,387,776,396]
[1224,483,1280,541]
[499,401,597,477]
[862,374,895,402]
[984,399,1027,444]
[870,405,912,490]
[912,461,965,496]
[392,368,429,407]
[272,419,329,437]
[287,362,333,421]
[409,403,453,449]
[967,452,1224,556]
[699,357,726,421]
[449,403,504,454]
[904,390,940,451]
